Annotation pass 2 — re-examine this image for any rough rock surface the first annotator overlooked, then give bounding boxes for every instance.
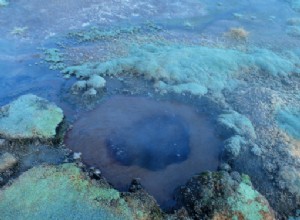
[276,107,300,140]
[122,189,165,220]
[178,171,275,220]
[217,110,256,139]
[0,94,64,140]
[62,44,300,97]
[0,163,135,219]
[0,153,17,172]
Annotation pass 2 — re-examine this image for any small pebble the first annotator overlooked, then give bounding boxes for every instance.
[73,152,82,160]
[0,139,6,146]
[0,153,18,172]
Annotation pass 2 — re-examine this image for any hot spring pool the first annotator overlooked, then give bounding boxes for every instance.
[65,95,222,208]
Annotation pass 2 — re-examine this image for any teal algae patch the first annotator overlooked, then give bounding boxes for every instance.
[44,48,65,70]
[0,0,8,7]
[289,210,300,220]
[0,164,133,220]
[179,171,274,219]
[287,0,300,12]
[62,44,300,96]
[226,176,272,220]
[0,94,63,140]
[276,107,300,139]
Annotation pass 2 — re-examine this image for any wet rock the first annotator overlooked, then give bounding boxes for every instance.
[129,178,143,193]
[73,152,82,160]
[178,171,275,220]
[223,135,246,159]
[251,144,263,156]
[218,110,256,139]
[87,74,106,89]
[0,139,5,147]
[89,167,102,180]
[122,189,164,220]
[0,163,135,219]
[166,208,192,220]
[276,107,300,140]
[71,80,87,93]
[0,153,17,172]
[83,88,97,98]
[218,163,231,171]
[0,94,63,140]
[279,165,300,197]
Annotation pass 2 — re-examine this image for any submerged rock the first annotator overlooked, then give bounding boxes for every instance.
[0,163,135,219]
[178,171,275,220]
[0,94,63,140]
[0,153,17,172]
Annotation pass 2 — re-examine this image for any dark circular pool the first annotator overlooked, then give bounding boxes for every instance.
[65,95,222,208]
[106,114,190,171]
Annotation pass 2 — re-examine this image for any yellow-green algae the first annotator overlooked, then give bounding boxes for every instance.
[0,163,134,220]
